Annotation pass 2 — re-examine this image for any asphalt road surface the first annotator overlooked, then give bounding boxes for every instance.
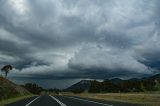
[6,95,142,106]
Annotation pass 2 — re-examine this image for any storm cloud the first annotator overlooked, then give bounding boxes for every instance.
[0,0,159,88]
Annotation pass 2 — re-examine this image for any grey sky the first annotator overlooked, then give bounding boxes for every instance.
[0,0,159,88]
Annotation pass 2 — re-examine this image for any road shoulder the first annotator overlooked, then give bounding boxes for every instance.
[1,95,37,106]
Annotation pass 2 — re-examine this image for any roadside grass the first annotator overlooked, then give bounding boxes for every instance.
[62,92,160,106]
[0,95,36,106]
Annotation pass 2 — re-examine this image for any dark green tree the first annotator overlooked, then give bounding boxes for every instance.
[22,83,43,94]
[1,65,12,78]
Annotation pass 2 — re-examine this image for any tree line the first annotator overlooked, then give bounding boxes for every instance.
[88,78,160,93]
[21,83,62,95]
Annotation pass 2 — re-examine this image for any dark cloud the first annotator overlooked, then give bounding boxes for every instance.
[0,0,159,88]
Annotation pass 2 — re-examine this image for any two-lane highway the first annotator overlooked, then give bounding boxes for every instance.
[6,95,142,106]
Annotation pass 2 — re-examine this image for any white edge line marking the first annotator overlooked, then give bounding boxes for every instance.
[25,96,41,106]
[63,96,114,106]
[50,95,67,106]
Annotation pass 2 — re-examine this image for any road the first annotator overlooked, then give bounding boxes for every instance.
[6,95,142,106]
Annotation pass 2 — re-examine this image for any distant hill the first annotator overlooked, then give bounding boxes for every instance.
[110,78,123,84]
[129,78,140,81]
[65,73,160,93]
[148,74,160,81]
[0,76,30,100]
[65,80,91,91]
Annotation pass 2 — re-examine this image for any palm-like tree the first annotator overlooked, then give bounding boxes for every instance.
[1,65,12,78]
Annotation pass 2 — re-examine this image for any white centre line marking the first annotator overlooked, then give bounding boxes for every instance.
[63,96,114,106]
[25,96,41,106]
[50,95,67,106]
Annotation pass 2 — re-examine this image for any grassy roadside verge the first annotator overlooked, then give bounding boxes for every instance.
[0,95,36,106]
[62,92,160,106]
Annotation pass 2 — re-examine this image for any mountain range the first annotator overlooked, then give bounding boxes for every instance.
[65,73,160,92]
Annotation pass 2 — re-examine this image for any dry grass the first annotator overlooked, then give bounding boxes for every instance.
[0,76,30,100]
[0,95,35,106]
[62,92,160,106]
